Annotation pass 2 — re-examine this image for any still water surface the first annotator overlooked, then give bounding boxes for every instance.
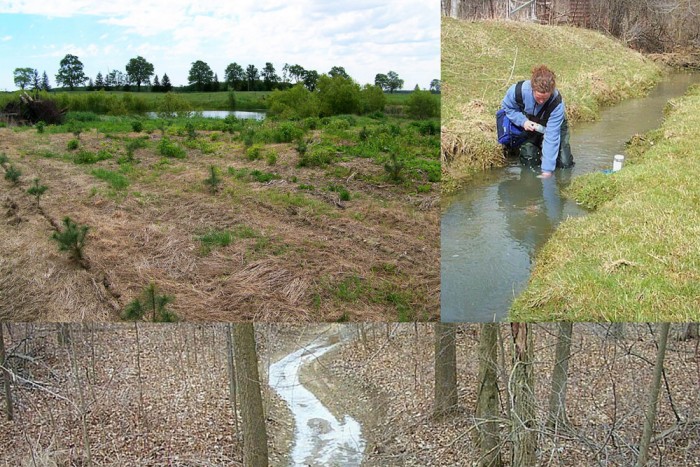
[441,72,700,322]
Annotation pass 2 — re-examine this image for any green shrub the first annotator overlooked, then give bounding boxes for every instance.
[247,144,263,161]
[298,145,335,167]
[36,121,46,133]
[158,137,187,159]
[4,165,21,184]
[51,217,89,262]
[406,90,440,119]
[266,151,278,166]
[74,149,112,164]
[250,170,280,183]
[67,139,79,150]
[131,120,144,132]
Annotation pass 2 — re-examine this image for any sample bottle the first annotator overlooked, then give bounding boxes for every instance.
[613,154,624,172]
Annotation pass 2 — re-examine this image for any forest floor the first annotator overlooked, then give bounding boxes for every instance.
[0,116,439,322]
[2,324,698,466]
[321,323,700,466]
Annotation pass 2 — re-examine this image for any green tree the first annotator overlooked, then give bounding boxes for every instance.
[13,67,34,90]
[261,62,279,91]
[288,64,306,83]
[94,72,104,89]
[303,69,319,91]
[161,73,173,92]
[375,73,389,91]
[41,71,51,91]
[224,62,245,91]
[328,66,350,79]
[407,89,440,119]
[359,84,386,113]
[151,74,161,92]
[188,60,214,91]
[245,64,259,91]
[55,54,88,90]
[430,79,441,93]
[386,71,404,93]
[125,56,155,92]
[317,74,361,116]
[268,84,320,119]
[30,69,40,94]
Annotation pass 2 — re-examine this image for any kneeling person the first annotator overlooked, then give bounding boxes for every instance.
[500,64,574,177]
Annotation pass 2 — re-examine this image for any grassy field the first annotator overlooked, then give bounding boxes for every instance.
[0,112,439,322]
[441,18,662,192]
[510,84,700,321]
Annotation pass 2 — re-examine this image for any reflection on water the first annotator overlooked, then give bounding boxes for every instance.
[269,338,365,466]
[441,72,700,322]
[146,110,266,120]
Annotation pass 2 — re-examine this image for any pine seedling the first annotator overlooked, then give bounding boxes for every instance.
[121,282,177,322]
[27,178,48,208]
[384,152,405,183]
[204,165,221,193]
[0,153,8,167]
[4,165,21,184]
[51,217,89,262]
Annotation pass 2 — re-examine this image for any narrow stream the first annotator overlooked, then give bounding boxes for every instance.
[269,334,365,466]
[441,72,700,322]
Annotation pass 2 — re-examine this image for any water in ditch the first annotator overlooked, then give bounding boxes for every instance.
[269,333,365,466]
[441,71,700,322]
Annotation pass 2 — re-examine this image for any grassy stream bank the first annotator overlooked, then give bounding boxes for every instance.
[443,18,699,321]
[512,84,700,320]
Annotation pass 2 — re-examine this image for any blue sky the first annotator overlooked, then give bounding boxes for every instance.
[0,0,440,91]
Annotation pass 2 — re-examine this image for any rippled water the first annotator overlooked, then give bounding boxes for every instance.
[441,72,700,322]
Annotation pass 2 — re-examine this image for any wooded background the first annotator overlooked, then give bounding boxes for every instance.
[442,0,700,52]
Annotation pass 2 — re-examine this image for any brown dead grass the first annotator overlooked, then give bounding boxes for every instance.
[0,127,439,322]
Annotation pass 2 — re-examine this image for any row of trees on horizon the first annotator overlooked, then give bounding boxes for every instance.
[12,54,441,95]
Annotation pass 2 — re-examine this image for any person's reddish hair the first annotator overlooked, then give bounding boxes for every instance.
[531,65,556,93]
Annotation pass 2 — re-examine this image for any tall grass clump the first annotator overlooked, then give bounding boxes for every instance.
[158,137,187,159]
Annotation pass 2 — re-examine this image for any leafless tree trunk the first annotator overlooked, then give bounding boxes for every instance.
[68,329,93,466]
[636,322,670,467]
[547,322,573,430]
[0,323,14,421]
[510,323,536,467]
[225,324,239,437]
[434,323,458,417]
[233,323,269,467]
[476,323,502,466]
[133,323,149,445]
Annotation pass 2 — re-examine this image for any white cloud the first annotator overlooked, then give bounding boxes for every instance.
[0,0,439,88]
[1,35,12,41]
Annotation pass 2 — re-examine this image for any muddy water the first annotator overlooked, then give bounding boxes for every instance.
[269,336,365,466]
[441,72,700,322]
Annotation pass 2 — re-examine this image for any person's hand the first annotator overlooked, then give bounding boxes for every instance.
[537,171,553,179]
[523,120,538,132]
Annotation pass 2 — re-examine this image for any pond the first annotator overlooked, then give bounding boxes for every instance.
[441,71,700,322]
[145,110,266,120]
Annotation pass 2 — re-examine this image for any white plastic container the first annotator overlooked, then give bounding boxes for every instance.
[613,154,624,172]
[533,123,545,134]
